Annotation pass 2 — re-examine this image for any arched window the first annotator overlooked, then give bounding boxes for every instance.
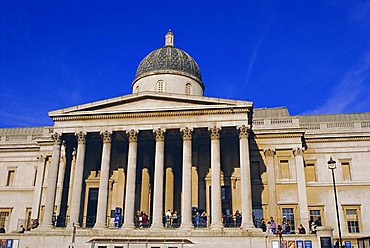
[157,80,164,93]
[135,85,140,93]
[186,83,192,95]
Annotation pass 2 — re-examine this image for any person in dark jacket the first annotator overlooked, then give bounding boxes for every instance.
[298,224,306,234]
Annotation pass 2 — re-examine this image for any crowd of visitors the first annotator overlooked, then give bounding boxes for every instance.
[135,210,150,228]
[258,216,317,235]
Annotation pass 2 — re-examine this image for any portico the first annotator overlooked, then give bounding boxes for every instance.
[40,90,254,231]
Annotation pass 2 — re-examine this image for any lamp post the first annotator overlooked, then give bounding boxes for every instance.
[327,157,342,248]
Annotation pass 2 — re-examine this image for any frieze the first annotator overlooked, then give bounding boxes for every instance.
[52,108,250,122]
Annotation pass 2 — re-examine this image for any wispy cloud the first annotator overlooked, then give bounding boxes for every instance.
[245,28,269,85]
[307,54,370,114]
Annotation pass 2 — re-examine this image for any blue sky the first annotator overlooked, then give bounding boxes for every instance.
[1,1,370,127]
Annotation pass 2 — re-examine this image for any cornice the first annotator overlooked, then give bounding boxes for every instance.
[254,133,303,139]
[0,145,40,152]
[52,108,250,122]
[306,136,370,143]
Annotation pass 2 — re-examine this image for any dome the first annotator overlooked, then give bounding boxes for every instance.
[133,31,204,90]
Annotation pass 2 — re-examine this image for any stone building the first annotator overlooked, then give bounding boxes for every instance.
[0,31,369,248]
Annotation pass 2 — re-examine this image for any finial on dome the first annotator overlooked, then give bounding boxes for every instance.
[165,29,174,46]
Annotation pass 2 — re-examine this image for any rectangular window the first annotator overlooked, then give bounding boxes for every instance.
[252,208,264,227]
[33,169,38,186]
[305,163,316,182]
[0,209,11,230]
[341,161,351,181]
[345,208,360,233]
[6,170,15,186]
[282,207,295,231]
[280,160,290,179]
[309,208,323,233]
[25,208,32,231]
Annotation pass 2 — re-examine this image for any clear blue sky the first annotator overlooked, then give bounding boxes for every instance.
[1,1,370,127]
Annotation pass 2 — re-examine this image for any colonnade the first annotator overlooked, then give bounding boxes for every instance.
[38,125,254,230]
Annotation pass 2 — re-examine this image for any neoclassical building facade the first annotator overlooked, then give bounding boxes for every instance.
[0,31,369,248]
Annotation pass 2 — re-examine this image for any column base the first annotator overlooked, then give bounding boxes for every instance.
[35,223,55,231]
[150,223,164,231]
[121,223,135,230]
[241,222,256,230]
[93,223,107,229]
[66,222,80,229]
[210,223,223,231]
[180,222,193,230]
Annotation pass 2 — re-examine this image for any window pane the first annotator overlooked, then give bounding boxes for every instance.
[0,211,10,228]
[346,209,359,233]
[282,208,295,230]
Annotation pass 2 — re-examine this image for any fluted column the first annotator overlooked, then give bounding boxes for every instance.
[55,143,66,217]
[68,131,86,228]
[294,147,309,229]
[31,155,47,220]
[264,149,277,219]
[210,127,223,229]
[181,127,193,229]
[94,130,112,228]
[238,125,254,229]
[122,130,138,229]
[151,128,165,229]
[41,133,62,228]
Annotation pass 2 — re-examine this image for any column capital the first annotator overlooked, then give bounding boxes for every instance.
[293,147,305,156]
[37,155,47,162]
[237,125,249,139]
[127,129,138,143]
[101,130,112,143]
[209,126,221,140]
[181,127,193,141]
[154,128,165,142]
[75,131,87,144]
[264,148,275,157]
[51,133,62,145]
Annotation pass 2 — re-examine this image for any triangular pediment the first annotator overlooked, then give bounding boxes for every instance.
[49,92,252,117]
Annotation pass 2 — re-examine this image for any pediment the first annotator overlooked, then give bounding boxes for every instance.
[49,92,252,118]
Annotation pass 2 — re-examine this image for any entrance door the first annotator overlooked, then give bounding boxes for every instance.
[86,188,99,228]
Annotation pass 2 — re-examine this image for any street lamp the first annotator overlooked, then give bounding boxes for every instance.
[327,157,343,248]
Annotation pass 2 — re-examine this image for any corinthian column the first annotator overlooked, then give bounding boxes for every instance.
[41,133,62,228]
[31,155,47,220]
[151,128,165,229]
[264,148,277,219]
[122,130,138,229]
[94,130,112,229]
[294,147,309,230]
[68,131,86,228]
[238,125,254,229]
[210,127,223,230]
[181,127,193,229]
